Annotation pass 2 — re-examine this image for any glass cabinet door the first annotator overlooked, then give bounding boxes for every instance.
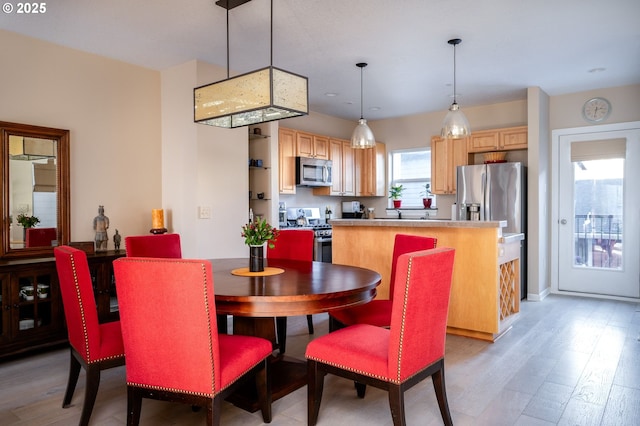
[12,268,60,336]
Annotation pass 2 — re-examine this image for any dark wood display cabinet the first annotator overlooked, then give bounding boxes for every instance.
[0,250,124,360]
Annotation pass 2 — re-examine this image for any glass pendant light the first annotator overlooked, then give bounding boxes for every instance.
[441,38,470,139]
[351,62,376,149]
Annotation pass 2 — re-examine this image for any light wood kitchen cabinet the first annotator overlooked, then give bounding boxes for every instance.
[467,126,528,153]
[278,127,296,194]
[313,138,355,196]
[431,136,467,195]
[296,131,329,160]
[355,142,386,197]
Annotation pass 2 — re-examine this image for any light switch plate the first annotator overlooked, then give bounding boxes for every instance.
[199,206,211,219]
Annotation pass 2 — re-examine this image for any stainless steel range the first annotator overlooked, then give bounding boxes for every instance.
[312,223,332,263]
[284,207,332,263]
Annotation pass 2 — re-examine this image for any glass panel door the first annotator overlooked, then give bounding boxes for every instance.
[558,129,640,298]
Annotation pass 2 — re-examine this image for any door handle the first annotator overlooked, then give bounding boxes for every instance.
[560,219,567,225]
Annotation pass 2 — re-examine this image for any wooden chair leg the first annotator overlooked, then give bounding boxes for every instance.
[216,314,228,334]
[79,366,101,426]
[355,381,367,398]
[306,314,314,334]
[307,360,324,426]
[276,316,287,354]
[388,384,406,426]
[255,359,272,423]
[127,386,142,426]
[431,364,453,426]
[62,351,81,408]
[328,316,345,332]
[209,398,219,426]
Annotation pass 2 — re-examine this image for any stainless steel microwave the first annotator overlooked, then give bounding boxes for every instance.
[296,157,332,187]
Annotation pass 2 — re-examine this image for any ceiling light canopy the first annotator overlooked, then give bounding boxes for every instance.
[194,0,308,128]
[441,38,470,139]
[351,62,376,149]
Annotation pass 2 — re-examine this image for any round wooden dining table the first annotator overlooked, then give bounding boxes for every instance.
[210,258,381,412]
[212,257,381,317]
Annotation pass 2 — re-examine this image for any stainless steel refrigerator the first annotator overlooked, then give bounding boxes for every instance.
[456,162,527,297]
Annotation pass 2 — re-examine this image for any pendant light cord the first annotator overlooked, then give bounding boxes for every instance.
[452,42,457,104]
[226,6,230,79]
[360,65,364,119]
[448,38,462,105]
[226,0,273,76]
[356,62,367,120]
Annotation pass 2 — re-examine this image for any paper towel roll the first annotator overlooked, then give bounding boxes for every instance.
[451,203,457,220]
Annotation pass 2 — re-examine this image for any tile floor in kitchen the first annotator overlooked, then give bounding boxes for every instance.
[0,294,639,425]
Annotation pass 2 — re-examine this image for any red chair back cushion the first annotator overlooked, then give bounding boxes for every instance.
[124,233,182,258]
[267,229,314,261]
[114,258,221,395]
[388,234,437,296]
[54,246,101,362]
[388,247,454,381]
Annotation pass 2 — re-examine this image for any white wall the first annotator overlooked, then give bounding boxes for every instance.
[527,87,551,300]
[161,60,250,258]
[549,85,640,130]
[0,30,161,244]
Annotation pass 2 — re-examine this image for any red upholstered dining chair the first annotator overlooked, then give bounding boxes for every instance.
[113,257,273,425]
[53,246,125,426]
[124,233,182,258]
[306,247,455,426]
[26,227,57,247]
[329,233,437,331]
[266,229,315,353]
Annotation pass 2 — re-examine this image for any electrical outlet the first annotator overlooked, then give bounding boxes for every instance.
[199,206,211,219]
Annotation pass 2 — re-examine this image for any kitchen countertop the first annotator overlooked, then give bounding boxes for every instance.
[500,233,525,243]
[329,218,507,229]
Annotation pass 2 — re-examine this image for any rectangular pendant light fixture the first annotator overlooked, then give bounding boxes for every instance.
[194,66,308,128]
[194,0,308,129]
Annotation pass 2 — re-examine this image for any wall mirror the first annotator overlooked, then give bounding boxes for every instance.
[1,121,70,259]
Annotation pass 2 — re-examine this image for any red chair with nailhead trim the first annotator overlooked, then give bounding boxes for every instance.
[306,247,455,426]
[54,246,125,426]
[329,234,437,331]
[113,257,273,425]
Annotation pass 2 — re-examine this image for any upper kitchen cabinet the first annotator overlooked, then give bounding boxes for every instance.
[431,136,468,195]
[278,127,296,194]
[356,142,386,197]
[467,126,528,153]
[313,138,355,197]
[296,131,329,160]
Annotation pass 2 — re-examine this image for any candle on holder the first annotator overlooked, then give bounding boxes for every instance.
[151,209,164,229]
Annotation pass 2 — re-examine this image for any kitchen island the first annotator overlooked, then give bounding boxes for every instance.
[330,218,524,341]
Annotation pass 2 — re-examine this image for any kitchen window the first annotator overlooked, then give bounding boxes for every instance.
[388,148,433,208]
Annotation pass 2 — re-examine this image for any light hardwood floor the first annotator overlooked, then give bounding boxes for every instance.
[1,294,639,425]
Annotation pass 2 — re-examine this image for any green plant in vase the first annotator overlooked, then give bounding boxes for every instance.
[389,184,404,208]
[17,214,40,228]
[421,183,433,208]
[241,218,280,272]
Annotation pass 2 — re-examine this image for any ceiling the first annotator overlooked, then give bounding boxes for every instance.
[2,0,639,121]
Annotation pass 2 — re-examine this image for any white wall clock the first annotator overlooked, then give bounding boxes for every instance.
[582,97,611,123]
